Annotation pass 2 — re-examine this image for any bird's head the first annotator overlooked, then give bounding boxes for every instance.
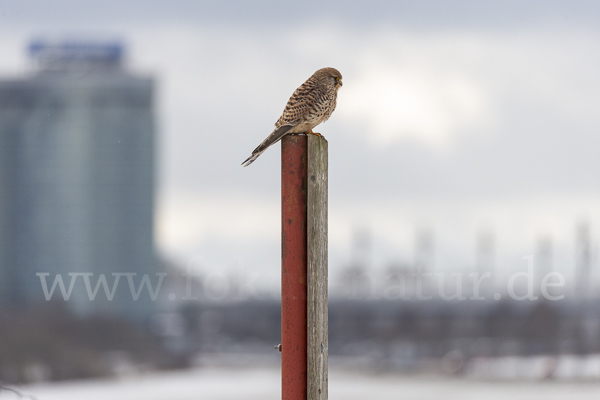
[315,67,343,89]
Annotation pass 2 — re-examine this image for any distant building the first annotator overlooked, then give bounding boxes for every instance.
[0,40,158,321]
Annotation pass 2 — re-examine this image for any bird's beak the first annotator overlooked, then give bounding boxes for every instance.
[338,80,343,87]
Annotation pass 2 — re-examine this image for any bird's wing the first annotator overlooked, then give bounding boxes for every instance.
[241,125,293,167]
[277,79,319,127]
[242,76,320,167]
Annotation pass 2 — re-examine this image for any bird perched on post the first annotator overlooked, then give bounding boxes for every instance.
[241,67,343,167]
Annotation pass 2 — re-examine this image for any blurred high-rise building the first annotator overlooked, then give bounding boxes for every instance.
[0,40,158,321]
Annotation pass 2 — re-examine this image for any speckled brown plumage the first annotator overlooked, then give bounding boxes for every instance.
[242,67,342,167]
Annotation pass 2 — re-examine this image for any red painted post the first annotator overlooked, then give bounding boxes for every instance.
[281,134,308,400]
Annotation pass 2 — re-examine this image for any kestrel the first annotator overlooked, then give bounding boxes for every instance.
[241,67,343,167]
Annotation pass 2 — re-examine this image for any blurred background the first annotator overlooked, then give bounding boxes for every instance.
[1,0,600,398]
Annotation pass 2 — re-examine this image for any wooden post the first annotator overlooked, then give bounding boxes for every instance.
[281,134,328,400]
[306,135,328,400]
[281,134,308,400]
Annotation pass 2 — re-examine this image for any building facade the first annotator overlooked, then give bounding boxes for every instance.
[0,41,158,321]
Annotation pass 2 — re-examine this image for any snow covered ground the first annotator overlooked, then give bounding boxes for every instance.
[11,366,600,400]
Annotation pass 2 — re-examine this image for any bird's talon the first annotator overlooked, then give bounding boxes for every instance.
[307,129,324,138]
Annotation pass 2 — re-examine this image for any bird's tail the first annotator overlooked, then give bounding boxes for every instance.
[241,125,293,167]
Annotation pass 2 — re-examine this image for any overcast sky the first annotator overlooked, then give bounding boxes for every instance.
[1,0,600,288]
